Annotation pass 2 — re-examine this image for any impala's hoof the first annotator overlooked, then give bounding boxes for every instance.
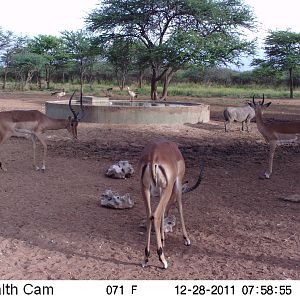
[184,237,191,246]
[141,261,148,268]
[161,260,168,269]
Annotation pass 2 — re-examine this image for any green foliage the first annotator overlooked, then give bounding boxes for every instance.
[86,0,257,99]
[264,30,300,70]
[106,38,138,89]
[252,30,300,98]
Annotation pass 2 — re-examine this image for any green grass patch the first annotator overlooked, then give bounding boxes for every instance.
[2,80,299,99]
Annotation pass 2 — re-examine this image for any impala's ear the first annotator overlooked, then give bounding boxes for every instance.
[247,102,255,108]
[265,102,271,107]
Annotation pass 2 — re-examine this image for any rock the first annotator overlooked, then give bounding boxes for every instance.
[105,161,134,179]
[139,215,176,233]
[279,194,300,203]
[163,215,176,233]
[100,189,134,209]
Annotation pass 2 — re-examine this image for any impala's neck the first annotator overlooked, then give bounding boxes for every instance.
[44,117,69,131]
[255,108,264,125]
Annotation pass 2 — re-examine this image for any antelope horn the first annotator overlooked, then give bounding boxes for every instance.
[68,90,78,119]
[262,93,265,105]
[252,95,256,105]
[183,161,205,194]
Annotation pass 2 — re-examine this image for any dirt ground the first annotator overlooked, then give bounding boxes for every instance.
[0,91,299,280]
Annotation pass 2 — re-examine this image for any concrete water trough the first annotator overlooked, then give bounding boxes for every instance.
[45,96,210,125]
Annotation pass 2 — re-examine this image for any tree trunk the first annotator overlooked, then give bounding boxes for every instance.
[161,69,175,101]
[150,66,159,100]
[137,70,144,88]
[25,70,34,90]
[45,64,50,89]
[2,68,8,90]
[289,68,293,99]
[80,59,84,95]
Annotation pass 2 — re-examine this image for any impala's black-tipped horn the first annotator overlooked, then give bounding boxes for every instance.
[252,95,256,105]
[183,161,205,194]
[68,90,77,120]
[262,93,265,105]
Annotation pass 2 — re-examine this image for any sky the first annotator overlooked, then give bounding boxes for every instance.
[1,0,100,36]
[1,0,299,69]
[1,0,299,38]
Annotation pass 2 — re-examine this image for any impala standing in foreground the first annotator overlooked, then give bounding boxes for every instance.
[250,95,300,179]
[138,139,204,269]
[0,91,84,172]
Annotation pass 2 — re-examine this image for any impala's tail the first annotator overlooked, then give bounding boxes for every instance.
[183,161,205,194]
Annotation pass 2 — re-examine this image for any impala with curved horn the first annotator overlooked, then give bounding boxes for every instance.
[0,91,84,172]
[138,139,204,269]
[249,94,300,179]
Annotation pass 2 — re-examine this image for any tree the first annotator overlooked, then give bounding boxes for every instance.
[86,0,256,100]
[10,52,47,90]
[106,38,138,90]
[0,31,28,89]
[61,30,101,94]
[252,30,300,98]
[28,35,64,89]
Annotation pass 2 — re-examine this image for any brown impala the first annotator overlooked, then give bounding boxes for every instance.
[249,95,300,179]
[0,91,84,172]
[138,139,204,269]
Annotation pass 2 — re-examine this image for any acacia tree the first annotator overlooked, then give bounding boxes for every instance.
[253,30,300,98]
[61,30,101,94]
[106,38,137,90]
[1,32,28,89]
[28,35,64,89]
[10,52,47,90]
[86,0,256,100]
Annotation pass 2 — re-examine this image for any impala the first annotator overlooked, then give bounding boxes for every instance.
[138,139,204,269]
[249,95,300,179]
[0,91,84,172]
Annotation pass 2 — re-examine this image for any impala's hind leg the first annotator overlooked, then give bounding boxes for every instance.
[175,178,190,246]
[141,187,152,268]
[153,185,173,269]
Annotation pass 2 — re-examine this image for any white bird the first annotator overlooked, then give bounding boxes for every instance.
[51,89,66,99]
[127,86,138,101]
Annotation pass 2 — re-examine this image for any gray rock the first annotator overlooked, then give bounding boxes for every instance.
[106,161,134,179]
[100,189,134,209]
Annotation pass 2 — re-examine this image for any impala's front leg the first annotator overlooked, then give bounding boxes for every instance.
[0,131,12,172]
[35,134,47,172]
[31,134,39,171]
[261,141,276,179]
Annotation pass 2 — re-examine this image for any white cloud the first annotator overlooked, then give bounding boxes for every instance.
[1,0,100,36]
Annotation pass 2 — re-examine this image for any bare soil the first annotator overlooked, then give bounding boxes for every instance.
[0,91,299,280]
